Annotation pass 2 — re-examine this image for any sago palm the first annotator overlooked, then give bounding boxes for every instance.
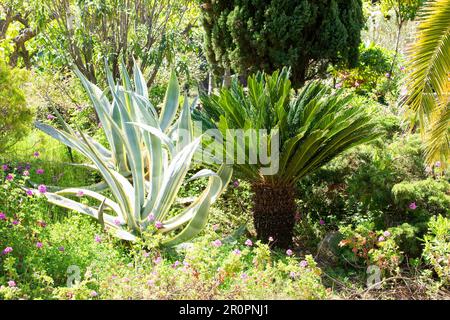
[194,69,381,248]
[404,0,450,168]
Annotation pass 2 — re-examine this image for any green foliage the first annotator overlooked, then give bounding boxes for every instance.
[298,134,428,228]
[34,0,200,85]
[0,171,126,299]
[338,223,403,274]
[0,61,34,152]
[199,0,365,86]
[0,172,327,299]
[423,215,450,285]
[392,179,450,216]
[380,0,424,22]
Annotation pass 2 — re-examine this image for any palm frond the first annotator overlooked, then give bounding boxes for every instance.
[404,0,450,166]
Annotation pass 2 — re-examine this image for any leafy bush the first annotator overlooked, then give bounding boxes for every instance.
[330,43,403,104]
[0,170,328,299]
[338,223,403,275]
[0,62,34,152]
[199,0,365,87]
[0,170,126,299]
[392,179,450,217]
[297,134,428,229]
[52,235,328,300]
[423,215,450,285]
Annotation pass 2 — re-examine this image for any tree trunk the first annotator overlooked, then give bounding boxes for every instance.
[251,182,297,249]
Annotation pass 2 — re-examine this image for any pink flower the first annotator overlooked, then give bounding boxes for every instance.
[172,260,181,268]
[233,249,241,255]
[23,170,30,176]
[212,239,222,247]
[76,190,84,197]
[378,236,385,242]
[39,221,47,228]
[3,247,13,255]
[38,185,47,194]
[36,168,44,175]
[12,220,19,226]
[268,236,274,242]
[5,174,13,181]
[286,249,293,256]
[383,231,391,238]
[409,202,417,210]
[290,271,297,279]
[58,246,65,252]
[147,213,155,222]
[47,114,56,120]
[212,224,219,231]
[114,219,121,226]
[1,164,8,171]
[155,221,163,229]
[143,251,150,258]
[233,180,240,188]
[244,239,253,247]
[0,212,6,220]
[33,151,40,158]
[435,161,441,168]
[26,189,33,196]
[299,260,308,268]
[385,72,391,79]
[335,83,343,89]
[319,219,325,225]
[240,273,248,280]
[36,242,43,248]
[90,291,98,297]
[7,280,16,287]
[154,256,162,264]
[94,235,102,243]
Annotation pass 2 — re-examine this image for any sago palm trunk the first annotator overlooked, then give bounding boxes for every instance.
[251,183,296,249]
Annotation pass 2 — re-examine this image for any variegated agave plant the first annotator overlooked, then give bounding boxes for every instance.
[35,62,232,246]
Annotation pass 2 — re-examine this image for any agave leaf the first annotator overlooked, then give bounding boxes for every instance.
[43,192,117,227]
[97,198,107,229]
[162,165,232,247]
[55,188,123,219]
[132,59,149,101]
[176,95,195,153]
[152,137,202,221]
[159,70,180,132]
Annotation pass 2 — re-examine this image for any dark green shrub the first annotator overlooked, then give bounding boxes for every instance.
[199,0,365,86]
[392,179,450,217]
